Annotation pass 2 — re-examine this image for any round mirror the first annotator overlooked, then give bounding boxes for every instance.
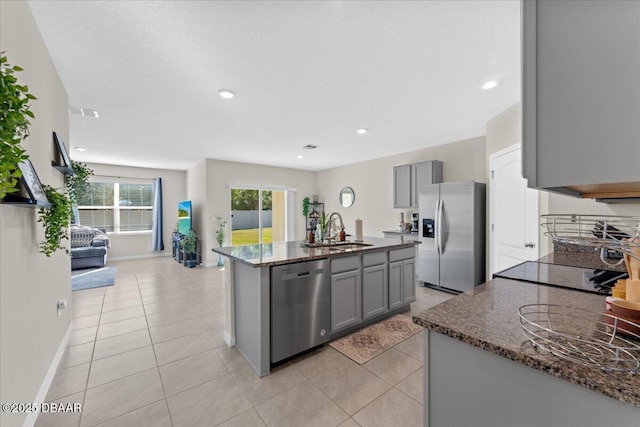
[339,187,355,208]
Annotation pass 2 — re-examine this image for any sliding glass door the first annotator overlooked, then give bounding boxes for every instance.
[230,188,286,245]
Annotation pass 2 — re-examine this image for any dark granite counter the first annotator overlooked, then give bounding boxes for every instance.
[413,277,640,407]
[382,230,418,235]
[212,236,419,267]
[541,242,627,272]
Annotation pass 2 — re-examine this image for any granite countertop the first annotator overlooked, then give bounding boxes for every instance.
[212,236,419,267]
[382,230,418,235]
[413,277,640,407]
[543,242,628,272]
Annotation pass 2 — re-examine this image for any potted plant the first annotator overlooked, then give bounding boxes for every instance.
[0,53,35,200]
[215,216,228,266]
[182,229,198,268]
[37,185,73,257]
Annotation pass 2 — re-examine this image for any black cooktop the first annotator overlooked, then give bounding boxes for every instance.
[493,261,628,295]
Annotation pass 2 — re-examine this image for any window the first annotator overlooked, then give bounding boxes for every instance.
[77,181,153,232]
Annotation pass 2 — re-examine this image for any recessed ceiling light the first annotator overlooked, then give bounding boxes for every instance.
[297,155,305,159]
[482,80,498,90]
[356,128,368,135]
[217,89,235,99]
[75,147,88,152]
[68,106,99,118]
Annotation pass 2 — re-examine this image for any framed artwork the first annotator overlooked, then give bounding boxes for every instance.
[18,159,50,206]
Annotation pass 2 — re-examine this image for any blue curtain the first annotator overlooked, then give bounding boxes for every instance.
[151,178,164,251]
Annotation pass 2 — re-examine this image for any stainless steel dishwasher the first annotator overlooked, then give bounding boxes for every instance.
[271,259,330,363]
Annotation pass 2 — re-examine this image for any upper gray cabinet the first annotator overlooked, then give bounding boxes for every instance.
[522,0,640,201]
[411,161,443,207]
[393,160,443,208]
[393,164,412,208]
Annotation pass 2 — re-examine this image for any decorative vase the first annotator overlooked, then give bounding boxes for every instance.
[217,243,224,266]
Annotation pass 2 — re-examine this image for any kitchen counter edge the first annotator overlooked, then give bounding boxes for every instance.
[212,236,420,268]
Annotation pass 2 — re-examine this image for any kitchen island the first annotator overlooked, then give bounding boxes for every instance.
[213,236,419,376]
[413,278,640,427]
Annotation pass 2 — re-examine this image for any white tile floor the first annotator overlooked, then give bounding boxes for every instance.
[36,257,454,427]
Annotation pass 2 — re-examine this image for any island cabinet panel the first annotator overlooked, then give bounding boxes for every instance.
[424,331,640,427]
[331,269,362,332]
[389,246,416,308]
[402,259,416,304]
[389,261,403,310]
[362,263,388,320]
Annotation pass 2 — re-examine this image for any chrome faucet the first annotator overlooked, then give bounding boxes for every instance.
[326,212,345,242]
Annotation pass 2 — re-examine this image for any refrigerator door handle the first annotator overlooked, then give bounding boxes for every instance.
[434,200,441,254]
[437,199,444,255]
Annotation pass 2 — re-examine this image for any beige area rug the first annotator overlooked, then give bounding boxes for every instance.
[329,314,423,364]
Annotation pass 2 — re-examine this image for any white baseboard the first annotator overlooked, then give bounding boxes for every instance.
[24,322,73,427]
[109,253,171,262]
[223,331,236,347]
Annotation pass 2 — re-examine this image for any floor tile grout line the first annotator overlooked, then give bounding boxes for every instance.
[75,284,106,427]
[136,276,175,427]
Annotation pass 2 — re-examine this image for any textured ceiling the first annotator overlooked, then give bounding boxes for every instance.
[27,1,520,171]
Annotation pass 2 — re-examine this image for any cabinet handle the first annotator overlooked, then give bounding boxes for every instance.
[524,242,536,248]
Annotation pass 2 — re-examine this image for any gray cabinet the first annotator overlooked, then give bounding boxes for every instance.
[522,0,640,200]
[389,247,416,309]
[411,160,443,207]
[389,261,403,310]
[362,252,388,320]
[402,259,415,304]
[393,164,412,208]
[331,256,362,332]
[394,161,443,208]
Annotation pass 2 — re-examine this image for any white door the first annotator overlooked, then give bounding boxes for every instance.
[490,144,539,276]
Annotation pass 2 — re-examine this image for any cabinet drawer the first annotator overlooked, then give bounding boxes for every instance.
[363,251,387,267]
[331,255,361,274]
[389,247,415,262]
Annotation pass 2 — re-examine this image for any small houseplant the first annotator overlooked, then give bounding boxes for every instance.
[182,229,198,268]
[215,216,228,266]
[0,53,36,200]
[37,185,73,257]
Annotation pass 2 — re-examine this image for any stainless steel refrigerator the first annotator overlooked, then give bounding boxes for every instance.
[418,181,486,293]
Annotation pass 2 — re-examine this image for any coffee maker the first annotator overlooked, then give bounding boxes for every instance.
[411,213,419,232]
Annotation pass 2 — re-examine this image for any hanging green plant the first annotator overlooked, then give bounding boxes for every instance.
[37,185,73,257]
[0,53,36,199]
[66,159,93,205]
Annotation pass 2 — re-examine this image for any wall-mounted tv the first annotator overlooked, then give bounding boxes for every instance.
[178,200,192,235]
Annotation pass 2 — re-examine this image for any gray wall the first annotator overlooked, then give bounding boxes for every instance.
[0,2,71,426]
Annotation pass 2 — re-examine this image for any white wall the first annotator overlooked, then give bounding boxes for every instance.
[186,159,207,261]
[0,2,71,426]
[85,163,186,260]
[189,159,317,266]
[316,137,486,238]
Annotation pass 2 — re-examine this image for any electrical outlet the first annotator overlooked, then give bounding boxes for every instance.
[57,299,67,317]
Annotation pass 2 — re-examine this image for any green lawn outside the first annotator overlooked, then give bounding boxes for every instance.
[231,227,272,245]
